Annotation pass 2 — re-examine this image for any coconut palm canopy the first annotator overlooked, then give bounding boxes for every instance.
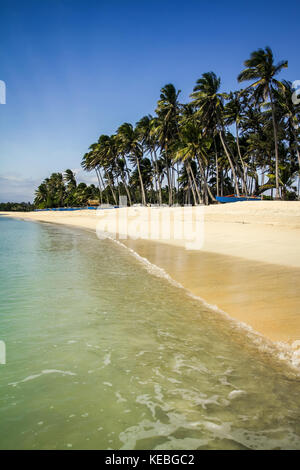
[35,47,300,208]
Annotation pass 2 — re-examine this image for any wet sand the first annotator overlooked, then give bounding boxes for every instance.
[1,201,300,344]
[123,238,300,343]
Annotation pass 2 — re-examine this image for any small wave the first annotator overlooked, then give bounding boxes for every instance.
[228,390,246,400]
[103,352,111,366]
[111,238,186,290]
[202,420,300,450]
[9,369,77,387]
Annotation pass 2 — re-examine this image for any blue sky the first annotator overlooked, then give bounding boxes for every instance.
[0,0,299,202]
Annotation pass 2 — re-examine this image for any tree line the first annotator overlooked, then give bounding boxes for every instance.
[35,47,300,208]
[34,170,100,208]
[0,202,34,212]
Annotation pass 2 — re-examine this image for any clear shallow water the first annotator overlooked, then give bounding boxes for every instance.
[0,217,300,450]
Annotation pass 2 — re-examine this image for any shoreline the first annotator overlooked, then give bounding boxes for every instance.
[2,201,300,346]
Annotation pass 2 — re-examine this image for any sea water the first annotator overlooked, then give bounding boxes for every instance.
[0,216,300,450]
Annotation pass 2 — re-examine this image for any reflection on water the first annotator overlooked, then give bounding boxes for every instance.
[0,217,300,450]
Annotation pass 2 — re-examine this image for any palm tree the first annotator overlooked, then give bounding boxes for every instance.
[74,182,89,206]
[117,123,146,205]
[46,173,65,207]
[155,84,181,205]
[114,153,132,205]
[224,92,248,194]
[81,148,104,204]
[34,183,48,208]
[190,72,241,196]
[176,120,217,204]
[97,135,118,205]
[63,169,77,206]
[64,169,77,192]
[238,47,288,199]
[275,81,300,171]
[77,46,298,203]
[136,115,162,205]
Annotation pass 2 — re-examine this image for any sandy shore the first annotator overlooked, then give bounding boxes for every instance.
[2,201,300,344]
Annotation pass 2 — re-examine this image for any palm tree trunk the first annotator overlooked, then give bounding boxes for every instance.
[219,130,240,197]
[166,165,172,206]
[98,170,109,204]
[296,147,300,171]
[176,162,180,204]
[214,138,219,197]
[106,173,118,205]
[220,168,224,196]
[186,164,197,205]
[153,148,162,205]
[236,122,248,195]
[136,158,147,205]
[149,150,158,195]
[121,174,132,206]
[95,167,103,205]
[165,143,173,206]
[196,154,217,204]
[292,126,300,172]
[116,176,121,201]
[269,88,280,199]
[187,161,201,204]
[171,165,176,204]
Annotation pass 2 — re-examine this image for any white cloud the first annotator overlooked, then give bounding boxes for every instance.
[0,174,41,202]
[0,168,99,203]
[71,168,98,185]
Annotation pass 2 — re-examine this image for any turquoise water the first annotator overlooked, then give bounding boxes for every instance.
[0,216,300,450]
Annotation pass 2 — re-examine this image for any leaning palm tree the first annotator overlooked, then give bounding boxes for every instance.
[81,149,104,204]
[34,183,48,208]
[64,169,77,190]
[63,169,77,206]
[238,47,288,199]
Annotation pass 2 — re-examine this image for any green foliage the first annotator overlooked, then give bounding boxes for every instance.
[34,170,100,208]
[36,47,300,206]
[0,202,34,212]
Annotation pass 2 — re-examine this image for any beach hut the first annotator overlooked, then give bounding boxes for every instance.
[87,199,100,206]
